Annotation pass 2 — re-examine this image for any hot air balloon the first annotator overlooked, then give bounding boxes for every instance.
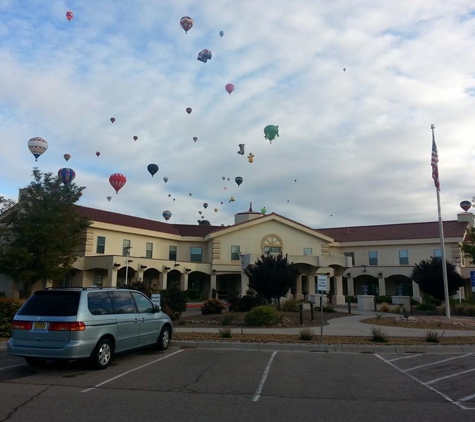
[109,173,126,194]
[133,136,138,141]
[229,197,235,203]
[110,117,115,123]
[460,200,472,212]
[66,11,73,21]
[197,49,212,63]
[238,144,245,155]
[203,203,208,209]
[180,16,193,33]
[107,196,112,202]
[173,198,176,201]
[163,177,169,183]
[219,30,224,37]
[186,107,192,114]
[222,176,226,180]
[63,153,71,162]
[96,151,101,157]
[261,207,267,214]
[28,137,48,161]
[147,164,159,177]
[225,83,234,95]
[235,177,243,187]
[58,168,76,185]
[214,208,218,212]
[199,211,202,215]
[248,153,254,163]
[168,194,171,197]
[193,137,198,142]
[220,201,223,205]
[343,68,346,72]
[227,178,230,181]
[162,210,172,221]
[264,125,279,143]
[189,193,192,196]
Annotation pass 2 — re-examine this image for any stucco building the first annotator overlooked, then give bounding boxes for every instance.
[1,203,474,302]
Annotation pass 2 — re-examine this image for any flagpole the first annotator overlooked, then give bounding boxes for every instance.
[432,124,451,319]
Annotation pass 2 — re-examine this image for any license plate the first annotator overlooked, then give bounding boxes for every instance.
[33,322,47,330]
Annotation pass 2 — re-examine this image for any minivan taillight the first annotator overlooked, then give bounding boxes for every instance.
[48,322,86,331]
[12,320,33,330]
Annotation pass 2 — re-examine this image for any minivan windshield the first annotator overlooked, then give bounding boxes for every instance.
[18,291,81,316]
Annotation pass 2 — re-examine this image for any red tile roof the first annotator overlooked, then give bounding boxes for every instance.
[316,221,468,242]
[76,206,223,237]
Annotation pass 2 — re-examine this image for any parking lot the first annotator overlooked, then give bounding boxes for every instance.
[1,345,474,422]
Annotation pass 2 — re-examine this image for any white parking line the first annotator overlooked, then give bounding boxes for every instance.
[81,349,184,393]
[404,354,472,372]
[426,367,475,385]
[376,354,472,411]
[387,354,422,363]
[253,351,277,403]
[0,363,27,371]
[458,392,475,403]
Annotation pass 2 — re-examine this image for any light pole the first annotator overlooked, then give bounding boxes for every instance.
[124,246,132,286]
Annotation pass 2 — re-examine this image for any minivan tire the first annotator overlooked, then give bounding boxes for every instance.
[90,338,114,370]
[25,357,46,367]
[157,326,171,350]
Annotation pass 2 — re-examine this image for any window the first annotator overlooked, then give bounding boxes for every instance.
[146,242,153,259]
[231,245,240,261]
[123,239,131,256]
[344,252,355,266]
[264,246,282,254]
[169,245,177,261]
[88,292,114,315]
[303,247,313,255]
[369,251,378,265]
[190,247,202,262]
[399,250,409,265]
[96,236,106,254]
[433,249,442,259]
[132,292,154,313]
[109,291,137,314]
[93,273,103,287]
[262,235,283,255]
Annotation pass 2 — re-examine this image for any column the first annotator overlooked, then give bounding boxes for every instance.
[210,273,217,299]
[412,280,422,303]
[296,274,303,299]
[378,275,386,296]
[105,264,118,287]
[181,272,189,291]
[347,275,355,296]
[158,271,168,290]
[333,274,345,305]
[308,274,316,295]
[240,272,249,296]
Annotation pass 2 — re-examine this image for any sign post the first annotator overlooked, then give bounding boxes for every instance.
[471,271,475,294]
[151,293,161,308]
[317,275,329,344]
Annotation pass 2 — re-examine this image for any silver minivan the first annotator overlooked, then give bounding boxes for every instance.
[7,287,173,369]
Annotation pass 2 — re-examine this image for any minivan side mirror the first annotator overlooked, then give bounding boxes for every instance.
[154,305,161,313]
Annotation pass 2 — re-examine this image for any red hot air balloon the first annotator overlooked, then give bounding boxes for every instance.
[460,200,472,212]
[66,11,73,21]
[63,153,71,161]
[109,173,126,194]
[180,16,193,34]
[186,107,192,114]
[225,83,234,95]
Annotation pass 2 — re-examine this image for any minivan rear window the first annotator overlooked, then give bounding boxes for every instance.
[17,291,81,316]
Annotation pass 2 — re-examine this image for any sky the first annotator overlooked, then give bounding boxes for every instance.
[1,0,475,229]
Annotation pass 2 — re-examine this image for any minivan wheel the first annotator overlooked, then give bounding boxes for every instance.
[25,357,46,367]
[157,326,171,350]
[90,338,113,370]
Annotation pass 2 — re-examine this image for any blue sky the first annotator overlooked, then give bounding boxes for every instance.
[1,0,475,228]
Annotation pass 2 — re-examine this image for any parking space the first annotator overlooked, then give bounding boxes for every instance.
[1,347,473,421]
[377,353,475,410]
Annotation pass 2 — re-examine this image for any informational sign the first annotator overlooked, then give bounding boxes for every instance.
[151,293,161,308]
[470,271,475,293]
[317,275,329,292]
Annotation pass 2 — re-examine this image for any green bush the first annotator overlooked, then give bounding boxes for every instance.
[159,286,188,321]
[219,328,232,338]
[201,299,225,315]
[281,299,299,312]
[422,293,442,306]
[228,290,267,312]
[345,295,357,303]
[371,326,387,343]
[245,305,281,327]
[185,290,202,301]
[0,298,25,338]
[453,303,475,316]
[425,331,440,343]
[416,303,436,312]
[376,295,392,304]
[221,313,235,326]
[298,328,314,341]
[314,306,337,313]
[128,280,159,297]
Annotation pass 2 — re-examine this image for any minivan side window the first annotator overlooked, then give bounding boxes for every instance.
[132,292,154,313]
[88,292,114,315]
[109,291,137,314]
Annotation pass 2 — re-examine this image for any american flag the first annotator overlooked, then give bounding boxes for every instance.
[431,136,440,190]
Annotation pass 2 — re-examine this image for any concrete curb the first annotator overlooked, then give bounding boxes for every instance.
[172,340,475,354]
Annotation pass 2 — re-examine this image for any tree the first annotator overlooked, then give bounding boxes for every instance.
[0,168,91,297]
[411,257,464,302]
[245,253,299,308]
[460,226,475,264]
